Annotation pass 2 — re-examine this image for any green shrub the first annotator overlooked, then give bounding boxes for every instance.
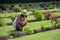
[28,4,32,6]
[12,5,21,12]
[9,30,20,35]
[57,21,60,26]
[10,5,15,10]
[51,15,60,26]
[11,5,14,7]
[19,4,21,7]
[6,10,13,13]
[9,16,16,22]
[41,23,45,30]
[34,10,44,21]
[0,18,6,27]
[0,4,6,10]
[56,19,60,26]
[24,27,30,31]
[24,27,34,35]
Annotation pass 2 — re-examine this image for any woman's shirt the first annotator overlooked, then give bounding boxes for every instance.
[13,14,25,26]
[13,14,20,26]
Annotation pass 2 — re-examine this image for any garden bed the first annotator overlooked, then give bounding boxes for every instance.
[0,35,10,40]
[34,26,60,33]
[11,31,27,38]
[10,26,60,39]
[58,16,60,18]
[10,29,60,40]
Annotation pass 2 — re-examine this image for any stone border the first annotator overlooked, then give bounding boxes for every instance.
[0,35,10,40]
[0,26,60,40]
[11,26,60,38]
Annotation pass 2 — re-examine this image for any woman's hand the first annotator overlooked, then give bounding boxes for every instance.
[21,21,27,27]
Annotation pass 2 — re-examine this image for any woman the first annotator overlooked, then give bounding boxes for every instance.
[13,10,28,31]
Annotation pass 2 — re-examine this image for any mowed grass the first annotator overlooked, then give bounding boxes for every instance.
[0,18,14,37]
[0,10,60,37]
[0,25,14,37]
[0,13,18,17]
[0,20,53,37]
[11,29,60,40]
[24,20,53,30]
[3,18,12,23]
[27,15,36,20]
[55,12,60,16]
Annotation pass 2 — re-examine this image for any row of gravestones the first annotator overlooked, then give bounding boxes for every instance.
[0,2,60,13]
[0,3,50,13]
[19,3,56,10]
[19,2,60,9]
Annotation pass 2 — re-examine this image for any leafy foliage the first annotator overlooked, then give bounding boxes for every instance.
[12,5,21,12]
[24,27,34,35]
[9,16,16,22]
[51,15,60,26]
[11,29,60,40]
[9,30,20,35]
[0,18,6,27]
[0,4,6,10]
[34,10,44,21]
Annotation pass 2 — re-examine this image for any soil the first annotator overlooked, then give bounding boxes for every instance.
[27,19,39,22]
[11,26,60,38]
[11,31,27,38]
[0,35,10,40]
[58,16,60,18]
[34,26,60,33]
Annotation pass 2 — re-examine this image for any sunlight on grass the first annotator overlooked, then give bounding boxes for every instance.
[0,25,14,37]
[24,20,53,29]
[27,15,36,20]
[11,29,60,40]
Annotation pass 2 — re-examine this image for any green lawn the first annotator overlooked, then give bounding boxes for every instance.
[0,11,59,37]
[0,18,14,37]
[24,20,53,30]
[0,3,60,40]
[55,12,60,16]
[0,20,53,37]
[27,15,36,20]
[0,25,14,37]
[0,13,18,17]
[11,29,60,40]
[3,18,12,23]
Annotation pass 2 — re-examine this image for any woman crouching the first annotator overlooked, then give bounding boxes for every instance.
[13,9,28,31]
